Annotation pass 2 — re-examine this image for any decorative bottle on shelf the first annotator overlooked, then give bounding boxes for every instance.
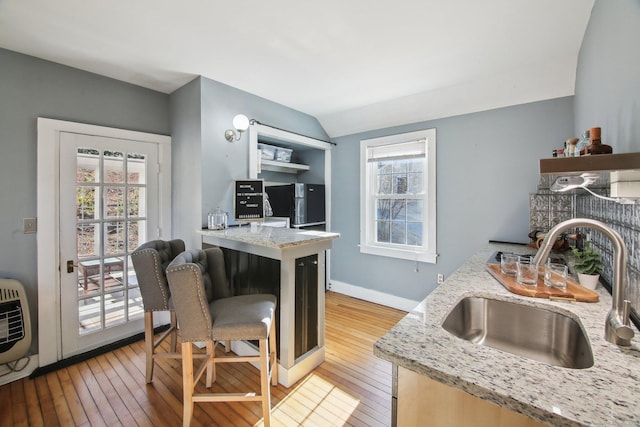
[575,129,590,156]
[566,138,579,157]
[588,127,613,155]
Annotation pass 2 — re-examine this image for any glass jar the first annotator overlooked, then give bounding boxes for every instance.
[208,207,228,230]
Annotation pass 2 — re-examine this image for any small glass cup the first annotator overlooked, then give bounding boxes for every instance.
[500,252,518,276]
[516,256,538,286]
[544,263,568,290]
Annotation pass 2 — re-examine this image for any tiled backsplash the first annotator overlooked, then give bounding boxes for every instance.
[529,190,574,233]
[531,174,640,312]
[576,193,640,310]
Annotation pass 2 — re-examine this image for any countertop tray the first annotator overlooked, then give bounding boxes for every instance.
[486,264,599,303]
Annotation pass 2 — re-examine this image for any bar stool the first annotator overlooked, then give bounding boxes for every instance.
[131,239,185,383]
[166,248,278,427]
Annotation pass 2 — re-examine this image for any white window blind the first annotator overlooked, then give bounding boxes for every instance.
[367,139,426,163]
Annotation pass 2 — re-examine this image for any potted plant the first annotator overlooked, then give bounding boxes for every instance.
[571,242,603,290]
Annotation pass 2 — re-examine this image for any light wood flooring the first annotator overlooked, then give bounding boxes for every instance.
[0,292,406,427]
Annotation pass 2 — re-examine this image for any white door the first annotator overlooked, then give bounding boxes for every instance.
[59,132,160,358]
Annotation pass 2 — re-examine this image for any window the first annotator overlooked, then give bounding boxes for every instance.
[360,129,437,263]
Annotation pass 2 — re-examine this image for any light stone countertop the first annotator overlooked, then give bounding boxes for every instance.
[374,242,640,427]
[200,227,340,261]
[200,226,340,249]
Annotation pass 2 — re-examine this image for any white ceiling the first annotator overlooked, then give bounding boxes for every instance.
[0,0,594,137]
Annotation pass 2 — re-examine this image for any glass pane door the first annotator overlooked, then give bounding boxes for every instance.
[75,148,147,333]
[60,133,159,357]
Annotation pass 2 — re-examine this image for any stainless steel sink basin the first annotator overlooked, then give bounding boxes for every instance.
[442,296,594,369]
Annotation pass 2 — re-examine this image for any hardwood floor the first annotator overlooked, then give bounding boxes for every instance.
[0,292,406,427]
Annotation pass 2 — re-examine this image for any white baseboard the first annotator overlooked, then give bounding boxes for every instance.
[328,280,420,312]
[0,354,39,386]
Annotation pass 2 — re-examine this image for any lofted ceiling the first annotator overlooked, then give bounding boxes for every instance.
[0,0,594,137]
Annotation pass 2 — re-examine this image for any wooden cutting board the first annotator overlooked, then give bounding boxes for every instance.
[486,264,599,302]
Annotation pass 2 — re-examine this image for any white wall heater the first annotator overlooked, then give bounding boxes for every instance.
[0,279,32,365]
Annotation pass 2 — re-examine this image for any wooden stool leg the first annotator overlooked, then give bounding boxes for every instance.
[170,310,178,352]
[205,340,214,388]
[259,338,272,427]
[269,316,278,386]
[144,311,154,383]
[182,342,194,427]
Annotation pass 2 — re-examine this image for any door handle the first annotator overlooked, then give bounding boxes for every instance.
[66,260,78,273]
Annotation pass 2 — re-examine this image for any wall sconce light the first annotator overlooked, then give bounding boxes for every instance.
[224,114,250,142]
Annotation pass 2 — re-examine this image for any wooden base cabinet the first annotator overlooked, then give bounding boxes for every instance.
[396,366,546,427]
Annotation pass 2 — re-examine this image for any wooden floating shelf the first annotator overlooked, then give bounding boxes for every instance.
[540,152,640,174]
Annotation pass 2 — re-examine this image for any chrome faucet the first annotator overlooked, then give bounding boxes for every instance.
[533,218,634,346]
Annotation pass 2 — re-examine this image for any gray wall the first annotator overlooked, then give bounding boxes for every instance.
[331,97,574,302]
[169,77,203,250]
[573,1,640,311]
[170,76,329,250]
[574,0,640,152]
[0,48,170,354]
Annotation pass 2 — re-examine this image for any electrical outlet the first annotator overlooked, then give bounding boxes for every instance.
[437,273,444,285]
[24,218,37,234]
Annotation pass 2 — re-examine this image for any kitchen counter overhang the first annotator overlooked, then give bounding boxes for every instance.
[200,227,339,260]
[374,242,640,426]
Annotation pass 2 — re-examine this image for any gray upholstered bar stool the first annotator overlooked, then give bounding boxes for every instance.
[131,239,185,383]
[166,247,278,427]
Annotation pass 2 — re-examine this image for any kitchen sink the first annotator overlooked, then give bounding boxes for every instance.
[442,296,594,369]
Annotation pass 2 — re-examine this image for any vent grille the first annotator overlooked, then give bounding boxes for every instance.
[0,279,31,365]
[0,288,20,303]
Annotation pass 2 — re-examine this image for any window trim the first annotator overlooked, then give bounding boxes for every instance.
[360,129,437,263]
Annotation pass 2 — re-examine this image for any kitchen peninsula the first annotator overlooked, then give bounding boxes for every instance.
[200,226,339,387]
[375,242,640,426]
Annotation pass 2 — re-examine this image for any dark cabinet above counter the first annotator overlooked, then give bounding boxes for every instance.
[540,152,640,174]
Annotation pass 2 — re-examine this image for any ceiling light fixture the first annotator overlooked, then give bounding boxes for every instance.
[224,114,250,142]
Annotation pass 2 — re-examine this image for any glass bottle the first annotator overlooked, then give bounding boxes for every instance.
[207,211,215,229]
[566,138,578,157]
[575,129,590,156]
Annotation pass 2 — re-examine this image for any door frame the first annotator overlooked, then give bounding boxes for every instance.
[37,118,172,367]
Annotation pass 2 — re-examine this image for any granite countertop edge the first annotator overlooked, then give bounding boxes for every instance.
[199,227,340,249]
[374,242,640,427]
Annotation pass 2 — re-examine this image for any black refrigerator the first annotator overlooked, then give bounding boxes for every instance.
[265,183,325,228]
